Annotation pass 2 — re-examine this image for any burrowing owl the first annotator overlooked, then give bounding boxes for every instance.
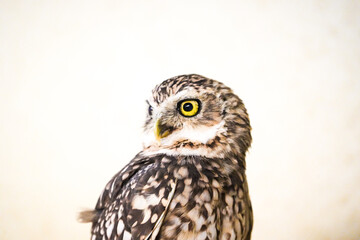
[80,74,253,240]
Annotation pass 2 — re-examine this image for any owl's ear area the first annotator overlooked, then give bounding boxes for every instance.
[154,119,175,141]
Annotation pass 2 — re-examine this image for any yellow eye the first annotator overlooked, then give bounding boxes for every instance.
[179,100,200,117]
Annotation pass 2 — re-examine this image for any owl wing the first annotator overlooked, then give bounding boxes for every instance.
[243,182,253,240]
[84,154,176,240]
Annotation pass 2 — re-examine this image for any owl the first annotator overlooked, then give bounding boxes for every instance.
[79,74,253,240]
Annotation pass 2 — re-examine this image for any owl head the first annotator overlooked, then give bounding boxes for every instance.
[142,74,251,160]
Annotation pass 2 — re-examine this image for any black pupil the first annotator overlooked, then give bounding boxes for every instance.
[183,103,193,112]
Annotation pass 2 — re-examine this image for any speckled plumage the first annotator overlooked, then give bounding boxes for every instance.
[80,74,253,240]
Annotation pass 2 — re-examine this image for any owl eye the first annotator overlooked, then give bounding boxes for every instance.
[178,99,200,117]
[148,105,153,116]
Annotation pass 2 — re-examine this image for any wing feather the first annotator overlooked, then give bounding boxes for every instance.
[87,153,176,240]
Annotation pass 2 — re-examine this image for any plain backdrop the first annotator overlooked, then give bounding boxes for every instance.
[1,0,360,239]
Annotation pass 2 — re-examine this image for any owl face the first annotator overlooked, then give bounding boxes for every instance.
[142,74,251,159]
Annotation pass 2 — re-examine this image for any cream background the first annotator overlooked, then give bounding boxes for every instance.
[1,0,360,239]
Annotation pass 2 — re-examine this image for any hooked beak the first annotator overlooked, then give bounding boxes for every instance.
[154,119,173,142]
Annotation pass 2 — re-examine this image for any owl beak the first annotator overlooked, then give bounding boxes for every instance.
[154,119,172,142]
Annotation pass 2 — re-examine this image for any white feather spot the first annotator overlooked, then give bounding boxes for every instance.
[106,223,114,238]
[151,213,158,223]
[132,195,147,209]
[117,220,124,235]
[141,209,152,224]
[196,215,205,231]
[146,194,161,206]
[197,231,207,240]
[123,230,131,240]
[225,195,233,207]
[187,208,199,221]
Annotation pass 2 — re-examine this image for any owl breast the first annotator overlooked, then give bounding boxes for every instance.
[123,154,252,240]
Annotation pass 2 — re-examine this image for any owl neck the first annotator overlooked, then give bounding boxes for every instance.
[142,116,251,168]
[142,133,248,169]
